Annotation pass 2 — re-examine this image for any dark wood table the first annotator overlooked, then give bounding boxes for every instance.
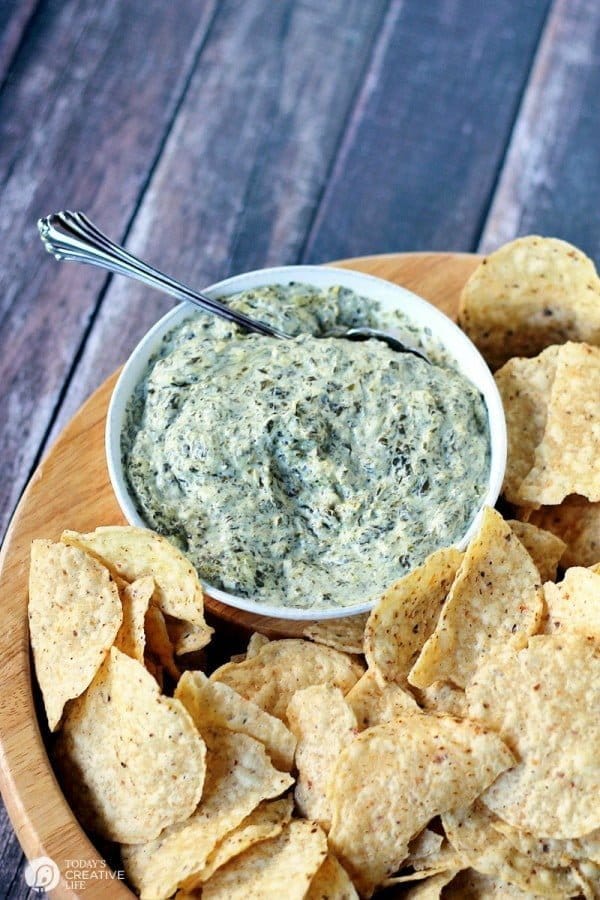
[1,0,599,895]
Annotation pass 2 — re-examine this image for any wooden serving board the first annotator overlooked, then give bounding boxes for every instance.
[0,252,479,898]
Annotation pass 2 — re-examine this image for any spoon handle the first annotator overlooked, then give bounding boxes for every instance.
[37,211,290,339]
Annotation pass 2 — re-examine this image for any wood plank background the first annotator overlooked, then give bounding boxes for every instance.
[2,0,600,895]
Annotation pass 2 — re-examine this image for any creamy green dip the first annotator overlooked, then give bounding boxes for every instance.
[123,283,490,610]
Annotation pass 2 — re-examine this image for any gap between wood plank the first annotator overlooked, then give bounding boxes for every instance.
[298,0,553,262]
[471,0,555,253]
[479,0,600,255]
[224,0,390,272]
[0,0,42,91]
[298,0,403,263]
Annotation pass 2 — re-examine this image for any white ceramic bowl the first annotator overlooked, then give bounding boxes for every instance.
[106,265,506,620]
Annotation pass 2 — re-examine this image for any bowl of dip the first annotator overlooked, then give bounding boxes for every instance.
[106,265,506,620]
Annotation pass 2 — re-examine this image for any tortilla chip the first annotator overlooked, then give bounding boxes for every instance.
[144,604,181,679]
[492,817,600,868]
[286,685,358,829]
[523,496,600,568]
[384,867,460,885]
[303,614,368,655]
[518,343,600,505]
[247,632,270,657]
[29,539,122,731]
[364,548,463,687]
[406,829,444,865]
[175,670,296,771]
[306,854,358,900]
[121,728,293,899]
[409,508,543,689]
[229,633,269,664]
[442,803,583,897]
[458,235,600,370]
[573,861,600,899]
[412,681,467,718]
[345,669,419,729]
[165,618,211,657]
[507,520,566,582]
[467,634,600,838]
[494,346,559,505]
[114,576,153,663]
[327,714,514,895]
[399,870,461,899]
[210,639,363,722]
[384,838,466,884]
[201,820,328,900]
[55,648,205,843]
[61,526,212,653]
[542,567,600,638]
[409,841,466,874]
[182,798,293,888]
[444,869,540,898]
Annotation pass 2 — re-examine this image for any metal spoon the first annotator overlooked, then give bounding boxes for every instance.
[38,211,429,361]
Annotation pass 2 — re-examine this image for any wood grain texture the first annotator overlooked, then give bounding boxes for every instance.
[0,0,219,540]
[0,0,39,79]
[0,253,478,899]
[47,0,388,443]
[480,0,600,257]
[302,0,552,262]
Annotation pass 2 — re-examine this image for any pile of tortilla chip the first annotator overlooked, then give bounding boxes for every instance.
[29,504,600,898]
[458,235,600,371]
[460,235,600,574]
[29,528,213,843]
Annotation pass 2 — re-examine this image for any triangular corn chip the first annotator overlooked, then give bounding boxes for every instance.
[409,508,543,689]
[29,539,122,731]
[55,648,205,843]
[61,526,212,653]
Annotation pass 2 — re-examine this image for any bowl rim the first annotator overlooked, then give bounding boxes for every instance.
[106,263,507,621]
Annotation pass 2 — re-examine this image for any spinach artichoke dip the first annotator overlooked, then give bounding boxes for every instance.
[123,283,490,610]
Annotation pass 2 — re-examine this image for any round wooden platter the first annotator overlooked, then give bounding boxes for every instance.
[0,252,479,897]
